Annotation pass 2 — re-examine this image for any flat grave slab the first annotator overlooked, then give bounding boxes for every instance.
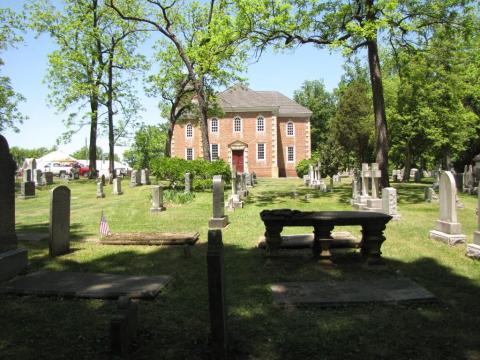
[258,231,359,249]
[271,278,435,307]
[16,232,49,242]
[99,232,199,246]
[0,270,172,299]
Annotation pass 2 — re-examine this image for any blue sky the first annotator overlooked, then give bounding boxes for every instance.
[2,0,347,157]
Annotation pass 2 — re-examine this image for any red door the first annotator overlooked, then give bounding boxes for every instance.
[232,150,244,173]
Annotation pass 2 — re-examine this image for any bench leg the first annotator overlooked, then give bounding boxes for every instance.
[264,224,283,256]
[313,224,334,261]
[183,244,192,258]
[361,224,387,265]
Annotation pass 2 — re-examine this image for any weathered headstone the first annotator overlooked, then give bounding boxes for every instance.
[141,169,151,185]
[23,168,32,183]
[96,182,105,198]
[34,169,44,187]
[429,171,466,245]
[0,135,28,281]
[424,187,437,202]
[207,229,228,360]
[150,185,165,212]
[209,176,229,228]
[100,174,106,186]
[467,187,480,259]
[110,296,138,357]
[364,163,383,211]
[112,178,123,195]
[129,170,140,187]
[382,187,401,220]
[352,163,371,209]
[226,168,242,211]
[20,180,35,199]
[303,174,310,186]
[252,171,257,184]
[185,172,192,193]
[49,186,71,257]
[44,172,54,185]
[239,173,248,198]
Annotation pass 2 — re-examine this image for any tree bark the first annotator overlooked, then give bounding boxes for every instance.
[193,79,211,160]
[88,95,98,179]
[107,47,116,181]
[403,146,412,182]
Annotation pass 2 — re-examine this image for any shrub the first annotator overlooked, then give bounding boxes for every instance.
[162,189,195,204]
[150,157,231,191]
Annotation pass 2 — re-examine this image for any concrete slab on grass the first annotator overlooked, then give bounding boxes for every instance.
[0,270,172,299]
[272,278,435,307]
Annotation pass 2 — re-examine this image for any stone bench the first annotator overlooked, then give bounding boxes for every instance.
[260,209,392,265]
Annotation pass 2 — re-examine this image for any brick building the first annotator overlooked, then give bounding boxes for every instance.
[171,84,312,177]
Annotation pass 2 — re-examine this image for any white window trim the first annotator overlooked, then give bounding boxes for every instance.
[256,143,266,162]
[256,115,265,134]
[185,147,195,160]
[210,143,220,161]
[286,145,295,163]
[286,121,295,137]
[210,117,219,133]
[185,123,194,138]
[233,116,242,133]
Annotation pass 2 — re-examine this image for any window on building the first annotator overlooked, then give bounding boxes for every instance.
[186,123,193,138]
[287,146,295,162]
[233,116,242,132]
[186,148,194,160]
[211,144,219,160]
[286,121,294,136]
[211,118,218,133]
[257,143,265,161]
[257,116,265,133]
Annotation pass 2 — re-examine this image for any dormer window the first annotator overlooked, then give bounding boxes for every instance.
[211,118,219,133]
[257,116,265,133]
[233,116,242,133]
[186,123,193,138]
[286,121,294,136]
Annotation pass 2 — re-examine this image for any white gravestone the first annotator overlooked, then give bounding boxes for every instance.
[466,187,480,259]
[429,171,466,245]
[382,187,401,220]
[365,163,383,211]
[112,178,123,195]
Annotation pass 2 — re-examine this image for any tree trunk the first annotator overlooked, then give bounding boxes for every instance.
[107,48,115,182]
[88,96,98,179]
[165,111,175,157]
[367,37,390,188]
[403,146,412,182]
[193,79,211,161]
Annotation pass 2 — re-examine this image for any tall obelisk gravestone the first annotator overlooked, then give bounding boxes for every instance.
[0,135,28,281]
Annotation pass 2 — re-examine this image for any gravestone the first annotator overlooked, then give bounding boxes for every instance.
[23,168,32,183]
[129,170,140,187]
[364,163,383,211]
[96,182,105,198]
[0,135,28,281]
[207,229,228,360]
[101,174,106,186]
[185,172,192,193]
[303,174,310,186]
[150,185,165,213]
[209,175,229,228]
[467,187,480,259]
[20,180,35,199]
[110,296,138,357]
[226,168,242,211]
[112,178,123,195]
[353,163,371,209]
[141,169,151,185]
[382,187,401,220]
[34,169,43,187]
[424,187,438,202]
[239,173,248,198]
[44,172,54,185]
[252,171,257,184]
[429,171,466,245]
[49,185,71,257]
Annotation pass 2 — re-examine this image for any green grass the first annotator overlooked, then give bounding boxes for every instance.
[1,177,480,359]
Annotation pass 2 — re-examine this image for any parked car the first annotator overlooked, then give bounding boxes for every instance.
[43,162,74,178]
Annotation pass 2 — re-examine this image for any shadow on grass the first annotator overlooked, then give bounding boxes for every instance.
[1,236,479,360]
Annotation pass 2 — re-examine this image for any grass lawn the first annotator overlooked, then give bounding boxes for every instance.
[1,177,480,359]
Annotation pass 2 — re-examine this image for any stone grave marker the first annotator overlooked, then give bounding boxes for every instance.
[150,185,165,213]
[34,169,43,187]
[112,178,123,195]
[207,229,228,360]
[96,182,105,198]
[101,174,106,186]
[252,171,257,184]
[382,187,401,220]
[209,175,229,228]
[185,172,192,193]
[364,163,383,211]
[44,172,54,185]
[467,187,480,259]
[240,173,248,198]
[226,168,242,211]
[23,168,32,183]
[429,171,466,245]
[20,179,35,199]
[110,296,138,357]
[141,169,151,185]
[49,185,71,257]
[0,135,28,281]
[424,187,437,202]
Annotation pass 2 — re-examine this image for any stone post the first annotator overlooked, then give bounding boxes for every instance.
[96,182,105,198]
[141,169,151,185]
[150,185,165,212]
[207,229,228,360]
[185,172,192,193]
[382,187,401,220]
[110,296,138,357]
[361,163,370,197]
[209,176,229,228]
[49,185,71,257]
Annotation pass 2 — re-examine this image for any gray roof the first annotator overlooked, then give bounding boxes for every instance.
[218,84,312,117]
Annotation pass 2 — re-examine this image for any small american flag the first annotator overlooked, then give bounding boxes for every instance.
[99,210,111,237]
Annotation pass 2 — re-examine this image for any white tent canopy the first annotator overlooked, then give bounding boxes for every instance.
[38,151,77,163]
